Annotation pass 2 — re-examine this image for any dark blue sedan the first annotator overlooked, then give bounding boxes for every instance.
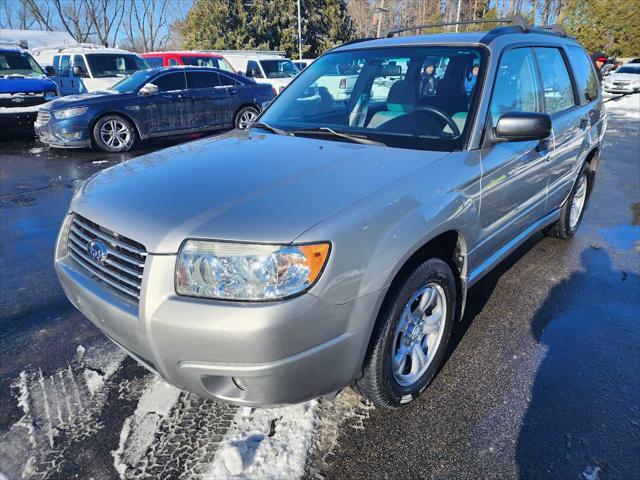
[34,67,275,152]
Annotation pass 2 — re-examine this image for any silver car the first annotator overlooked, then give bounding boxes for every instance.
[55,23,606,408]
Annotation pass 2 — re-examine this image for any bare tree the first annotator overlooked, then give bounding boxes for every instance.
[85,0,126,46]
[123,0,171,52]
[49,0,94,42]
[0,0,38,29]
[22,0,57,30]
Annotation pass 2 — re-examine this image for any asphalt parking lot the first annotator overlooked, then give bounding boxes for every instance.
[1,94,639,480]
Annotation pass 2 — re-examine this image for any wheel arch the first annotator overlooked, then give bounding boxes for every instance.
[89,110,145,146]
[232,103,261,123]
[583,146,599,198]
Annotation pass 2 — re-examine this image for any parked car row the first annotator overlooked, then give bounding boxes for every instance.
[34,66,274,152]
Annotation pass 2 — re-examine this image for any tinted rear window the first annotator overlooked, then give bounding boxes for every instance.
[186,71,220,89]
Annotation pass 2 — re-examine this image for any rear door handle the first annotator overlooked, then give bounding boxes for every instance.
[579,117,589,130]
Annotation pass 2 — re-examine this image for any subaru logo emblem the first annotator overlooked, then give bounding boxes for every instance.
[87,240,108,264]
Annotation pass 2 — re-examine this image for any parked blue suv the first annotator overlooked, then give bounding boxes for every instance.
[0,47,58,131]
[34,66,275,152]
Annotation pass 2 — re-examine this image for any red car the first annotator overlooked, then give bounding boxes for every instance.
[142,51,236,73]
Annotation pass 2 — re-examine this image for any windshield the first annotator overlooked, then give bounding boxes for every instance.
[85,53,149,78]
[180,55,235,73]
[260,59,298,79]
[0,51,44,78]
[109,69,156,92]
[615,65,640,74]
[259,46,486,151]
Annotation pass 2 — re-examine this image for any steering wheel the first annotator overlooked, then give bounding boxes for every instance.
[414,106,461,137]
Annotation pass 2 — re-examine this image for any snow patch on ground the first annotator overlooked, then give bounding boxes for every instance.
[206,401,318,480]
[605,92,640,121]
[112,376,181,478]
[0,342,126,479]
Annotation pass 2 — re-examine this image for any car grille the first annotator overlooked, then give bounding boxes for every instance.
[67,214,147,301]
[37,110,51,124]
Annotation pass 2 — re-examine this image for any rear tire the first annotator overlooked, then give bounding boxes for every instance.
[92,114,136,153]
[546,163,591,239]
[356,258,457,409]
[234,106,259,130]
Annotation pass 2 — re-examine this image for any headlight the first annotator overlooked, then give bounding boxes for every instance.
[44,90,58,101]
[175,240,330,300]
[53,107,88,119]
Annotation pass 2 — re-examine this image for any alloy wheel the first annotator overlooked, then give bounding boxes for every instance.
[237,109,258,129]
[569,174,588,229]
[391,283,447,387]
[100,119,131,150]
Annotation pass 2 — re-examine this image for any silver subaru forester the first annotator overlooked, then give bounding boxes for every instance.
[55,20,605,408]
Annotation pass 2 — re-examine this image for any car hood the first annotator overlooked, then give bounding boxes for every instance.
[72,130,449,253]
[42,90,129,109]
[606,73,639,82]
[0,76,57,94]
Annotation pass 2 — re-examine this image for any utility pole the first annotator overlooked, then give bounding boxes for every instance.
[455,0,462,32]
[376,0,385,38]
[297,0,302,60]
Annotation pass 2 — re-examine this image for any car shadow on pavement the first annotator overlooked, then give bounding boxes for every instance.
[515,247,640,480]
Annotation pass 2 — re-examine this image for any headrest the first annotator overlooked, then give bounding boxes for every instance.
[387,80,417,112]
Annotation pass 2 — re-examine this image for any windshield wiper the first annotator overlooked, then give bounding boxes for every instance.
[251,122,289,135]
[290,127,386,146]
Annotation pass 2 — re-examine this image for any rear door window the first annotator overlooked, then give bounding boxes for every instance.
[186,71,221,89]
[59,55,70,77]
[218,74,238,86]
[533,47,576,115]
[168,57,180,66]
[489,47,542,126]
[153,72,187,91]
[566,45,599,103]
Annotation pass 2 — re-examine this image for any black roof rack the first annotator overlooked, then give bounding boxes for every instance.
[384,15,529,38]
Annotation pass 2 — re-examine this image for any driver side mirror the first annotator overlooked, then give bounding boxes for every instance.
[44,65,56,76]
[139,83,159,95]
[493,112,551,143]
[72,65,87,77]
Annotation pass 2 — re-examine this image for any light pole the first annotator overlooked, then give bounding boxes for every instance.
[297,0,302,60]
[376,0,386,38]
[455,0,462,32]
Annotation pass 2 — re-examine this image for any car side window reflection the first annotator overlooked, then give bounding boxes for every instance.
[153,72,187,92]
[489,47,542,127]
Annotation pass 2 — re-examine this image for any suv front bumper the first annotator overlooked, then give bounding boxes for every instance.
[55,216,383,406]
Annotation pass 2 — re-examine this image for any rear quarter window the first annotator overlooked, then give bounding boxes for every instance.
[566,45,599,103]
[145,57,164,68]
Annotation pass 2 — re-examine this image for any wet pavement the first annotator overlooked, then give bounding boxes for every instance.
[0,96,639,480]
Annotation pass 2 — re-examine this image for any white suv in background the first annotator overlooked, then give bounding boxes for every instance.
[32,45,149,96]
[216,50,299,93]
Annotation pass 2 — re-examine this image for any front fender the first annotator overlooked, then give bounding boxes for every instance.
[296,151,482,305]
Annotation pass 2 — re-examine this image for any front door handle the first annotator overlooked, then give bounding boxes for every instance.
[579,117,589,130]
[228,89,239,96]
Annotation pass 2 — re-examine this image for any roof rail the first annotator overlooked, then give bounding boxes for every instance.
[202,49,286,57]
[539,23,570,37]
[30,43,104,54]
[384,15,529,38]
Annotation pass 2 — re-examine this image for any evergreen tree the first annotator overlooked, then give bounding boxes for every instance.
[179,0,356,58]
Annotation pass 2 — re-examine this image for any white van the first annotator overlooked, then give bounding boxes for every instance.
[211,50,299,93]
[32,45,149,95]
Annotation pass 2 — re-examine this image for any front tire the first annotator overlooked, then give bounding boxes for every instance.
[546,163,591,239]
[92,114,136,153]
[234,106,259,130]
[356,258,457,408]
